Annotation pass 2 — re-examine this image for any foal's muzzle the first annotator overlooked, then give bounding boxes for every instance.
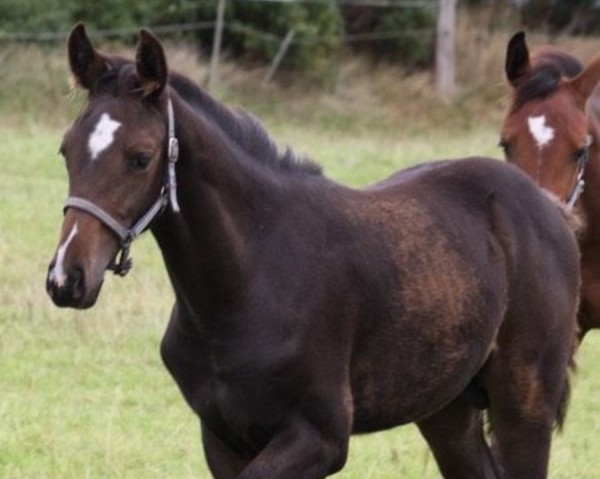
[46,262,101,309]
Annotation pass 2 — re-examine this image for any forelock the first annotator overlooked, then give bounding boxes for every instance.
[93,61,142,97]
[514,65,563,109]
[512,52,583,111]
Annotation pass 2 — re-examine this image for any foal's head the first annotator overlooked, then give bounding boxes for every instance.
[46,24,172,308]
[500,32,600,205]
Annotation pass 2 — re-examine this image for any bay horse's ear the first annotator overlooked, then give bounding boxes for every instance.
[136,29,168,99]
[567,52,600,108]
[68,23,107,91]
[505,31,530,87]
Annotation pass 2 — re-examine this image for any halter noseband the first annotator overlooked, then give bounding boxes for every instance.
[63,99,180,276]
[566,134,593,209]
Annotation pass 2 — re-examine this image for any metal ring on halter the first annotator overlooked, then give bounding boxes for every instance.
[62,98,180,276]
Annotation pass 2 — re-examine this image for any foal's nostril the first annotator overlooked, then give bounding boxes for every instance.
[68,267,86,301]
[46,264,87,307]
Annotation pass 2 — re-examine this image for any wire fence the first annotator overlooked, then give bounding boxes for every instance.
[0,0,449,95]
[0,20,435,45]
[0,22,215,43]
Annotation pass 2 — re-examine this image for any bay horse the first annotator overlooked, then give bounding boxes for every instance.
[501,31,600,338]
[47,24,580,479]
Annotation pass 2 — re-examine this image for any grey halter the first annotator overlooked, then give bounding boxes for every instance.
[566,134,593,209]
[63,99,181,276]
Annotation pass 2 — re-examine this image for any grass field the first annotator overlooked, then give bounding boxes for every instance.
[1,115,600,479]
[3,12,600,476]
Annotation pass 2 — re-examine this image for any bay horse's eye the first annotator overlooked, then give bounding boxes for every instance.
[130,153,152,171]
[574,147,589,164]
[498,140,511,157]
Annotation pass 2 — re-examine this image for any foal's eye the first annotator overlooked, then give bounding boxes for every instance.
[129,153,152,171]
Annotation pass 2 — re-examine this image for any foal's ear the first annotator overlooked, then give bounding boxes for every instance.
[68,23,107,90]
[136,29,168,99]
[505,31,530,87]
[567,52,600,108]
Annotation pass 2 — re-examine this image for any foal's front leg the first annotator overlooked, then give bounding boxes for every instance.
[235,413,351,479]
[202,424,251,479]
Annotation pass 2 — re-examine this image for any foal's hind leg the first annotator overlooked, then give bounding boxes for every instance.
[483,334,573,479]
[416,392,501,479]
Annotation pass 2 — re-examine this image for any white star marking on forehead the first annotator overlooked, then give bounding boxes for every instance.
[528,115,555,150]
[88,113,122,161]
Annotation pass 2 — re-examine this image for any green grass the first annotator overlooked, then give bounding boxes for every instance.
[2,120,600,479]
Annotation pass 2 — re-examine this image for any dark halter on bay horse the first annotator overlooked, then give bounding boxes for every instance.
[501,30,600,337]
[46,24,580,479]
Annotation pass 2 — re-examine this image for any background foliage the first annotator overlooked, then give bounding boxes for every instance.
[4,0,600,75]
[0,0,436,74]
[467,0,600,34]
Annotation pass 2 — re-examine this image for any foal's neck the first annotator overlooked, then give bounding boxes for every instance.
[151,94,288,325]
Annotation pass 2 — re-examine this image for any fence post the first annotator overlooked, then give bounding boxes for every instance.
[262,29,296,86]
[208,0,227,92]
[435,0,457,101]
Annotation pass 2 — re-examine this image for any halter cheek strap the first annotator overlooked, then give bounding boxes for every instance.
[566,134,593,209]
[167,99,180,214]
[63,98,180,277]
[63,194,168,276]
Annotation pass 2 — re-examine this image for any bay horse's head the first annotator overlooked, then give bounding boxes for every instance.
[46,24,176,308]
[500,31,600,206]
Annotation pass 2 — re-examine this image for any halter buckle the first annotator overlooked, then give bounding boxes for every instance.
[168,137,179,163]
[109,237,133,277]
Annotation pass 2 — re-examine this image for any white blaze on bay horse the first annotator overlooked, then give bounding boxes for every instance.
[46,24,581,479]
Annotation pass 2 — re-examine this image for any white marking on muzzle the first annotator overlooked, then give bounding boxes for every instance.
[50,223,79,288]
[528,115,555,150]
[88,113,121,161]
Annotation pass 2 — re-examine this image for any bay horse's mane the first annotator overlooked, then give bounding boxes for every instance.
[513,50,583,110]
[92,57,322,177]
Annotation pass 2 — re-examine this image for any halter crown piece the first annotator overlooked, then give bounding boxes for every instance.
[63,98,180,276]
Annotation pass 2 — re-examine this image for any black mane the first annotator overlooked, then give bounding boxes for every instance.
[168,72,322,176]
[94,61,321,176]
[514,52,583,109]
